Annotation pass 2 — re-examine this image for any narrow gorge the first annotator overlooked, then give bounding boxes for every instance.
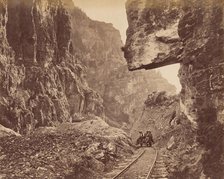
[1,0,222,178]
[70,7,176,129]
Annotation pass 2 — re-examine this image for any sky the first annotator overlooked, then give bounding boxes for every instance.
[73,0,181,93]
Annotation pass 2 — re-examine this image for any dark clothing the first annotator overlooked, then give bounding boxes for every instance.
[136,131,154,147]
[144,131,154,144]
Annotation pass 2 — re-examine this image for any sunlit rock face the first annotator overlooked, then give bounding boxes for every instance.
[0,0,104,134]
[124,0,224,178]
[124,0,182,70]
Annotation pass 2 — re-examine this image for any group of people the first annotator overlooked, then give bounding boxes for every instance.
[136,130,154,147]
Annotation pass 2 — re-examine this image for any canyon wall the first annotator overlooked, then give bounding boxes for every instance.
[124,0,224,178]
[0,0,104,134]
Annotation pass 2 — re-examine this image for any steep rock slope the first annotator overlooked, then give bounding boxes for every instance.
[124,0,224,178]
[0,0,103,134]
[70,7,176,128]
[131,91,179,142]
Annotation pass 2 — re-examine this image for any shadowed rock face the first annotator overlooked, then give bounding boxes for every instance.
[124,0,224,178]
[0,0,104,134]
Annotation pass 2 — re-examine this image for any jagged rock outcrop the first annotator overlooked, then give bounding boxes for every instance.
[124,0,224,178]
[70,7,176,129]
[0,0,104,134]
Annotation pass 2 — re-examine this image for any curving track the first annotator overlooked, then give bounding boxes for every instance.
[106,148,169,179]
[146,149,169,179]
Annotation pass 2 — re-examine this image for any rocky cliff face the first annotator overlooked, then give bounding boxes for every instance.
[124,0,224,178]
[70,7,176,128]
[0,0,104,134]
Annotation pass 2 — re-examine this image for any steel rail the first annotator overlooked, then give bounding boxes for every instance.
[112,149,146,179]
[146,148,158,179]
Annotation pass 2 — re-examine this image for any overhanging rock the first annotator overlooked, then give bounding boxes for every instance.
[124,0,182,71]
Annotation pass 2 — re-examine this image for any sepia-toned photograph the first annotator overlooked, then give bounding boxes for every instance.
[0,0,224,178]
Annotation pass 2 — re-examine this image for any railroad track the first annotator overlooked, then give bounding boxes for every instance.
[104,148,169,179]
[147,149,169,179]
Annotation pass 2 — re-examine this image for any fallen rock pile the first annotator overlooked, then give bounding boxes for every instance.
[0,124,132,179]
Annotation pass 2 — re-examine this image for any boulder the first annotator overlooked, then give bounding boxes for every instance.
[0,124,21,138]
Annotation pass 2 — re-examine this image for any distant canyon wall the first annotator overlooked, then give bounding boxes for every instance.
[71,7,176,128]
[124,0,224,178]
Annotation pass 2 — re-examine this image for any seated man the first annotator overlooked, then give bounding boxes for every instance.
[136,131,144,147]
